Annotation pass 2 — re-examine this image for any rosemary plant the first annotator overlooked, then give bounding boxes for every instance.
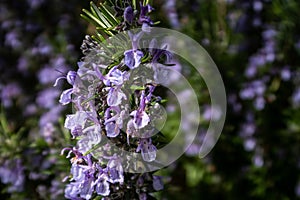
[58,1,171,199]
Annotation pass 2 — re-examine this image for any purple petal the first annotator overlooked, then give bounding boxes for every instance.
[137,139,157,162]
[153,176,164,191]
[67,71,77,85]
[124,49,143,69]
[141,144,157,162]
[64,111,88,131]
[107,87,126,106]
[107,158,124,183]
[105,122,120,137]
[59,88,73,105]
[64,183,81,199]
[124,6,134,24]
[94,180,110,196]
[130,110,150,129]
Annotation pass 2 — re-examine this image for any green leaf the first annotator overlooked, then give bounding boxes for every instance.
[91,3,112,28]
[99,3,119,25]
[130,85,146,90]
[82,8,106,28]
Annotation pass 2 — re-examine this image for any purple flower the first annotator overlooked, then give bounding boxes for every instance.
[55,71,79,105]
[149,39,173,65]
[138,3,154,32]
[104,107,126,138]
[64,182,82,199]
[0,158,25,192]
[136,138,157,162]
[124,49,144,69]
[0,82,22,107]
[107,87,126,106]
[104,66,130,86]
[77,124,102,154]
[36,88,60,108]
[124,6,134,24]
[106,156,124,184]
[64,154,112,199]
[59,88,73,105]
[124,31,144,69]
[39,106,63,127]
[64,111,88,138]
[38,67,60,84]
[54,71,77,87]
[152,176,164,191]
[130,91,150,129]
[92,173,110,196]
[130,109,150,129]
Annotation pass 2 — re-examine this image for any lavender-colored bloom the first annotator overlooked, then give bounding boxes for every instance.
[124,31,144,69]
[124,49,144,69]
[138,3,154,31]
[80,178,94,199]
[149,39,173,65]
[65,183,81,199]
[152,176,164,191]
[124,6,134,24]
[253,1,263,12]
[130,91,150,129]
[64,111,88,137]
[104,107,127,138]
[59,88,73,105]
[244,138,256,151]
[107,87,126,106]
[54,71,77,87]
[17,56,29,72]
[130,109,150,129]
[281,67,291,81]
[38,67,60,84]
[5,30,22,49]
[41,122,55,144]
[139,193,147,200]
[105,121,120,137]
[0,83,22,107]
[0,159,25,192]
[253,152,264,167]
[65,155,111,199]
[27,0,45,9]
[202,105,222,121]
[77,125,102,154]
[163,0,181,29]
[239,87,255,100]
[136,138,157,162]
[39,106,63,127]
[105,66,130,86]
[254,96,265,110]
[36,88,60,108]
[93,174,110,196]
[239,121,256,138]
[106,157,124,184]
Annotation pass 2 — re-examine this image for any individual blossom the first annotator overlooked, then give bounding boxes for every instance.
[138,3,154,32]
[0,158,25,193]
[64,111,89,138]
[55,71,79,105]
[136,138,157,162]
[130,90,150,129]
[124,31,144,69]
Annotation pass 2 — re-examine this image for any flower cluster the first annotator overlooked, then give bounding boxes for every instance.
[59,1,168,199]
